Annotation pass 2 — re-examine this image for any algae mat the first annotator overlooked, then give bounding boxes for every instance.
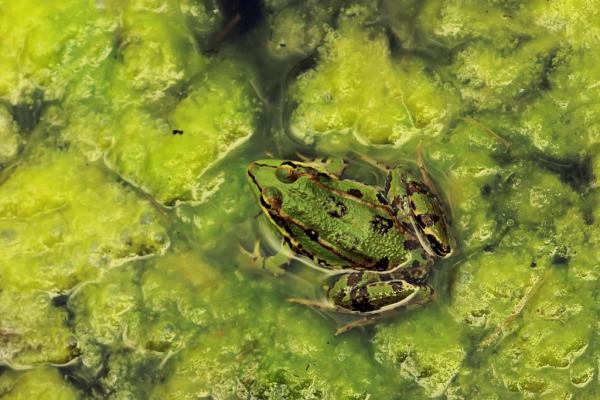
[1,0,600,398]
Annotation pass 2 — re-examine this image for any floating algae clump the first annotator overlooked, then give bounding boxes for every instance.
[288,4,459,148]
[515,49,600,159]
[0,106,21,166]
[0,291,75,367]
[0,0,114,103]
[0,368,79,400]
[150,265,398,400]
[0,147,169,292]
[7,0,260,206]
[373,310,466,398]
[103,58,261,205]
[417,0,559,112]
[265,0,341,61]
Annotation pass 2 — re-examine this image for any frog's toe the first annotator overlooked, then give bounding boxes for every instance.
[334,315,383,335]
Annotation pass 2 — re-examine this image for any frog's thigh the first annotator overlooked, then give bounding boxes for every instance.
[332,274,434,314]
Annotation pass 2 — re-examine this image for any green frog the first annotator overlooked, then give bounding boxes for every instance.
[247,158,453,333]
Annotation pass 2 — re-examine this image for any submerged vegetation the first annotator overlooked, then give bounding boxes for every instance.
[1,0,600,398]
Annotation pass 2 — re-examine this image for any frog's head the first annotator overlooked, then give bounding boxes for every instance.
[405,179,454,258]
[247,160,305,213]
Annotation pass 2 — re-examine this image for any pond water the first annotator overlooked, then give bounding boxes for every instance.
[1,0,600,398]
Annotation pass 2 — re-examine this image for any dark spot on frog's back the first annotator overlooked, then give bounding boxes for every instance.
[347,188,363,198]
[376,191,388,205]
[371,215,393,234]
[351,286,376,312]
[304,228,319,241]
[403,240,421,251]
[327,197,348,218]
[373,257,389,271]
[346,272,363,286]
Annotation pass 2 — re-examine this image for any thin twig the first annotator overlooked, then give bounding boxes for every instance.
[462,116,511,149]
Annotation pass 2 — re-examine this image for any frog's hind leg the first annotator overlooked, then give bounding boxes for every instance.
[290,272,433,316]
[338,279,434,314]
[332,280,434,335]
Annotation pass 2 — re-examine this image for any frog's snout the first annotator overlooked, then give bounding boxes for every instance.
[247,161,260,176]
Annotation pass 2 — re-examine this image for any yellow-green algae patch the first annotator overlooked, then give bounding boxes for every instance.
[61,53,261,205]
[0,368,79,400]
[287,5,460,148]
[515,49,600,159]
[373,309,466,398]
[0,0,114,103]
[0,0,256,206]
[106,59,261,205]
[417,0,559,112]
[0,291,74,367]
[0,106,21,166]
[0,147,169,293]
[265,0,341,61]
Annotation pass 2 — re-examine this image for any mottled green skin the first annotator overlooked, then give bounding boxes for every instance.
[247,159,451,313]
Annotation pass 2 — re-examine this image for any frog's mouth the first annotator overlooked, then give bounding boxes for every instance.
[247,162,286,213]
[246,161,273,197]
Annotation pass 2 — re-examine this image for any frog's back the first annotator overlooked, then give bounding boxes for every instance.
[274,172,419,271]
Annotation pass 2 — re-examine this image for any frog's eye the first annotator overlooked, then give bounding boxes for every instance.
[427,234,452,257]
[275,165,299,183]
[262,186,283,210]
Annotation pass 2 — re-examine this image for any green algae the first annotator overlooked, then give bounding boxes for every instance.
[287,5,460,148]
[0,147,169,293]
[373,309,466,398]
[0,368,79,400]
[2,0,600,399]
[0,107,20,166]
[0,290,75,367]
[264,0,341,61]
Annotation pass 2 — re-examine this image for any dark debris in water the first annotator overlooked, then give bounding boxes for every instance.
[532,152,594,194]
[8,88,45,133]
[219,0,264,34]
